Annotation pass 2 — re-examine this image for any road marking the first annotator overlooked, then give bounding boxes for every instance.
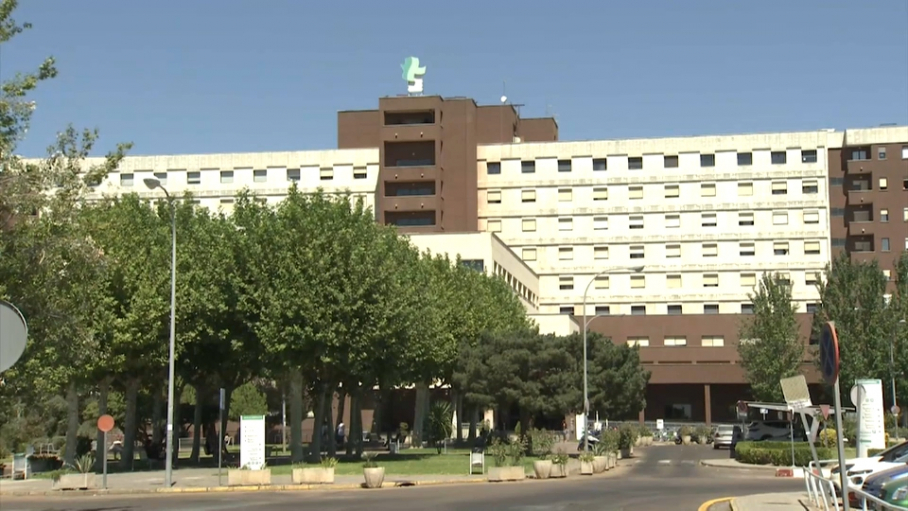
[698,496,733,511]
[681,460,697,465]
[658,460,671,464]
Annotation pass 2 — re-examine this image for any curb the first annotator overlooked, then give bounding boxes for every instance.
[698,497,733,511]
[729,498,740,511]
[699,460,777,471]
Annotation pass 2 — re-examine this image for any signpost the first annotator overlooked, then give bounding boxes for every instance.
[240,415,266,471]
[821,321,851,511]
[97,414,115,489]
[852,379,885,457]
[656,419,664,430]
[0,300,28,374]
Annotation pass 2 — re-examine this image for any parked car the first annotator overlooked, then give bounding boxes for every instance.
[882,481,908,509]
[859,462,908,509]
[745,420,792,441]
[830,441,908,494]
[713,425,735,449]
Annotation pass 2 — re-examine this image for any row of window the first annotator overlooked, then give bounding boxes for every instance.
[832,237,908,254]
[486,149,822,175]
[491,210,820,234]
[847,145,908,161]
[486,179,822,204]
[831,207,908,223]
[554,271,824,292]
[626,336,727,348]
[115,167,371,187]
[560,302,768,316]
[527,239,825,262]
[831,176,908,192]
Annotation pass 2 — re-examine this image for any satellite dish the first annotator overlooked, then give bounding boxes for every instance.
[500,95,507,104]
[0,301,28,374]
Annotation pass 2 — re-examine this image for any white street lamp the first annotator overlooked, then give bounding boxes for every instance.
[143,178,177,487]
[581,265,645,453]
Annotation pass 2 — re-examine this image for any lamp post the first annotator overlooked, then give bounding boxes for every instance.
[892,319,906,436]
[581,265,645,453]
[143,178,177,488]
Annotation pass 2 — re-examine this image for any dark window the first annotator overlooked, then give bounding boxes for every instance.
[849,148,870,161]
[459,260,484,272]
[353,167,367,179]
[806,303,818,314]
[631,305,646,316]
[594,305,610,315]
[593,158,607,171]
[385,211,435,227]
[882,238,891,251]
[903,179,908,190]
[849,178,871,191]
[559,306,574,315]
[809,333,820,346]
[737,152,753,166]
[704,304,720,315]
[741,303,755,314]
[771,151,787,164]
[385,181,436,197]
[558,159,572,173]
[831,238,847,248]
[628,157,643,170]
[878,147,887,160]
[852,239,872,252]
[667,305,682,315]
[802,150,818,163]
[802,182,819,194]
[521,161,536,174]
[384,110,435,125]
[700,154,716,167]
[831,208,845,217]
[664,155,679,168]
[851,209,871,222]
[829,177,844,186]
[487,162,501,175]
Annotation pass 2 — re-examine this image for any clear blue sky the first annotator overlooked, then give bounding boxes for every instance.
[4,0,907,157]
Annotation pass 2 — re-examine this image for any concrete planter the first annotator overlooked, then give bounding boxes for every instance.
[54,473,96,490]
[643,436,653,446]
[579,460,594,475]
[698,438,709,445]
[292,467,335,484]
[228,469,271,486]
[532,460,552,479]
[681,435,692,445]
[592,456,608,473]
[620,446,633,458]
[634,437,643,447]
[363,467,385,488]
[487,466,525,482]
[608,453,618,469]
[550,463,568,478]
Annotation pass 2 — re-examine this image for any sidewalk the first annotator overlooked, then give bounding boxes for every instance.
[731,492,812,511]
[700,458,805,477]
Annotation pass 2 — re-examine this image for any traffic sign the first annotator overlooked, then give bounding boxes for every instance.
[0,301,28,374]
[820,404,831,420]
[97,414,115,433]
[892,405,901,416]
[819,321,840,386]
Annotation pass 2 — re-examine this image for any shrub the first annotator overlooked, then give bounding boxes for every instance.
[818,428,837,447]
[486,437,526,467]
[600,429,620,454]
[734,441,837,467]
[527,428,554,459]
[618,424,637,449]
[638,426,653,438]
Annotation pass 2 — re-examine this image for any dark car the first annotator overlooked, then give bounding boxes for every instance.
[859,462,908,508]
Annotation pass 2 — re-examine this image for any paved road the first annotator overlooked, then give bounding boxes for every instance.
[0,445,802,510]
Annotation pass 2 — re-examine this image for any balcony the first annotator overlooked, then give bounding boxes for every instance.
[382,195,440,214]
[384,210,437,230]
[848,221,877,236]
[384,110,435,126]
[385,181,436,197]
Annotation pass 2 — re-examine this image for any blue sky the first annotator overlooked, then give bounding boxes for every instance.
[4,0,907,157]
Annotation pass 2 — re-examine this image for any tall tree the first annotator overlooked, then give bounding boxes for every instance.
[738,273,805,402]
[889,251,908,419]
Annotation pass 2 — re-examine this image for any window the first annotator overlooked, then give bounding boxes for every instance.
[153,172,167,186]
[771,181,787,195]
[804,241,821,255]
[594,275,609,289]
[832,237,846,248]
[558,218,573,231]
[521,161,535,173]
[805,272,820,286]
[522,218,536,232]
[558,247,573,260]
[879,178,888,191]
[630,275,645,289]
[521,189,536,203]
[854,239,872,252]
[593,246,609,259]
[628,157,643,170]
[701,213,717,227]
[738,182,754,196]
[188,171,202,184]
[880,209,889,222]
[665,184,680,198]
[558,188,572,202]
[559,277,574,290]
[593,216,609,230]
[771,151,787,164]
[627,337,649,347]
[664,155,679,168]
[318,168,333,180]
[701,183,716,197]
[664,337,687,347]
[593,158,607,171]
[486,190,501,204]
[120,173,134,186]
[741,273,756,287]
[803,211,820,224]
[629,216,644,229]
[878,147,887,160]
[667,304,683,315]
[219,198,234,204]
[629,186,644,199]
[522,247,537,261]
[595,305,610,315]
[904,208,908,221]
[831,207,845,217]
[593,187,609,201]
[667,274,682,288]
[254,169,267,182]
[665,214,680,228]
[802,150,818,163]
[353,167,367,179]
[774,241,790,255]
[882,238,891,252]
[703,274,719,287]
[741,303,755,314]
[903,146,908,159]
[666,244,681,258]
[631,305,646,315]
[772,212,789,225]
[737,152,753,166]
[702,243,718,257]
[558,159,572,172]
[739,243,755,256]
[286,169,300,182]
[904,178,908,190]
[701,154,716,167]
[777,272,791,286]
[560,305,575,315]
[630,245,645,259]
[739,212,754,226]
[802,180,819,194]
[830,177,844,186]
[883,269,892,280]
[701,336,725,347]
[704,304,719,315]
[850,148,869,161]
[487,162,501,174]
[487,219,502,232]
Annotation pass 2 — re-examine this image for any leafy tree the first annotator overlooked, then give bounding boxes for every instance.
[889,251,908,421]
[228,382,269,421]
[738,273,805,402]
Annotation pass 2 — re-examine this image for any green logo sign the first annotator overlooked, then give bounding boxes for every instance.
[401,56,426,94]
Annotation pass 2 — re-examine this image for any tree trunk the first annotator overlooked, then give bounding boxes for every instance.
[151,384,164,445]
[308,382,330,462]
[345,390,359,457]
[353,386,365,458]
[327,388,337,459]
[190,384,204,462]
[120,378,140,470]
[412,382,429,447]
[171,383,183,464]
[219,386,233,456]
[94,378,111,471]
[63,381,80,467]
[468,405,478,440]
[335,385,346,447]
[289,373,304,463]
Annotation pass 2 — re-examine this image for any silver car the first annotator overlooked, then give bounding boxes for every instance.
[713,424,735,449]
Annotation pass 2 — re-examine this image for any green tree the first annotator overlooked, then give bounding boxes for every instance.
[738,273,805,402]
[228,382,269,421]
[889,251,908,421]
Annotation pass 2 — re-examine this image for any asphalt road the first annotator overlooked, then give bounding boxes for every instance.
[0,445,802,511]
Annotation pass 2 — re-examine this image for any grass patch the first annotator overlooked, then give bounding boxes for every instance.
[269,450,542,476]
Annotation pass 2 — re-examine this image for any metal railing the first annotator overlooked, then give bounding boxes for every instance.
[804,464,907,510]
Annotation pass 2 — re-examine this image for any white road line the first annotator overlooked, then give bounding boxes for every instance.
[657,460,672,464]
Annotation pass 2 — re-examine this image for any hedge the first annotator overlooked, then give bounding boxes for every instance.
[735,441,837,467]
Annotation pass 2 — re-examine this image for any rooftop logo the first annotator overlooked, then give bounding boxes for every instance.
[401,56,426,95]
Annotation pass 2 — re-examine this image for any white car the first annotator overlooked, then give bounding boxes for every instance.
[830,441,908,492]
